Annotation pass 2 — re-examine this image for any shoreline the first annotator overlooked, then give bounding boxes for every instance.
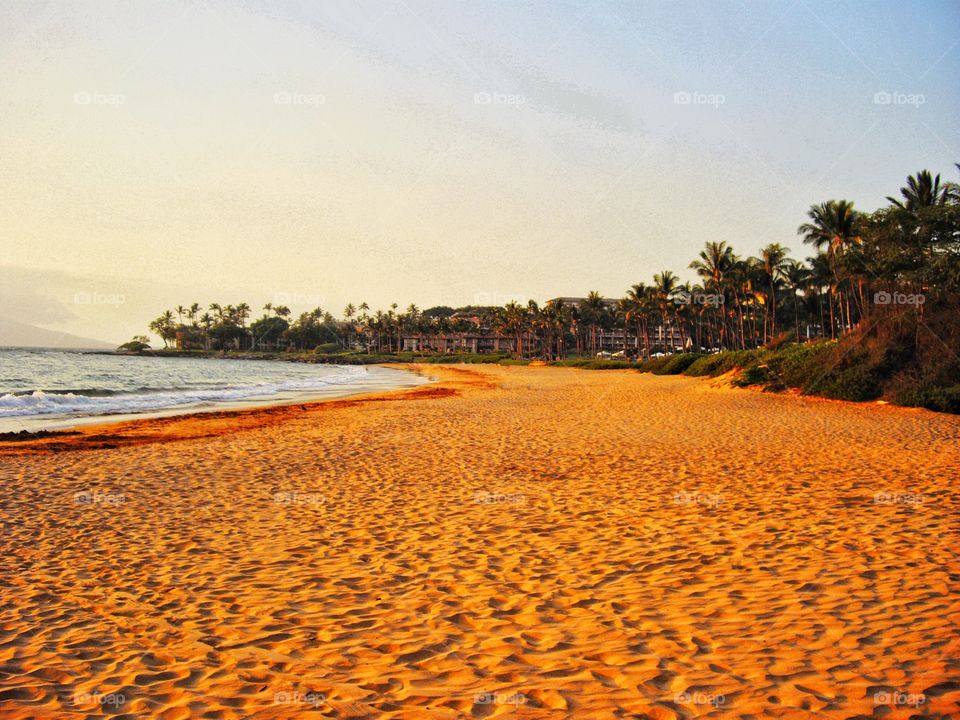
[2,362,951,454]
[0,364,454,456]
[20,345,957,415]
[0,363,431,437]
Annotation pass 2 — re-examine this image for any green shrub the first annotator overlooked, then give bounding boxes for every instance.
[683,353,728,377]
[651,353,704,375]
[806,363,883,402]
[772,342,835,388]
[422,353,506,364]
[894,385,960,414]
[118,340,150,352]
[682,349,765,377]
[314,342,343,353]
[544,358,633,369]
[638,356,673,373]
[734,364,771,387]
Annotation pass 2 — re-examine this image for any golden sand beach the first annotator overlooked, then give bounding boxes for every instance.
[1,365,958,719]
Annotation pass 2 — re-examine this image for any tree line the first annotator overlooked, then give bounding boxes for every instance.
[145,167,959,359]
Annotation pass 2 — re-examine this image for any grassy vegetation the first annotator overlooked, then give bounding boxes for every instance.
[641,353,705,375]
[631,307,960,414]
[895,385,960,414]
[684,349,766,377]
[546,358,634,370]
[306,351,511,365]
[137,348,511,365]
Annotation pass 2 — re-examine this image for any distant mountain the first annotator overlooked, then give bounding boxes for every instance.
[0,317,114,349]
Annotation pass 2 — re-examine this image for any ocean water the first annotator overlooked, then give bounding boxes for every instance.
[0,348,425,431]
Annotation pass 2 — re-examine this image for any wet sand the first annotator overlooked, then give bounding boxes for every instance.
[1,364,958,718]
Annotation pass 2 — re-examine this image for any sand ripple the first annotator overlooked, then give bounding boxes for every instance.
[1,365,958,718]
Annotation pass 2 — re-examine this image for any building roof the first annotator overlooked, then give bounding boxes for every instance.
[547,296,619,307]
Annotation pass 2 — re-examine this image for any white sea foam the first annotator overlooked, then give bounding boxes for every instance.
[0,357,382,420]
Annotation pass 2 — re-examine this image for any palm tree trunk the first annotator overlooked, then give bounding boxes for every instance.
[737,301,746,350]
[770,280,777,339]
[794,296,801,342]
[844,293,852,336]
[827,288,837,340]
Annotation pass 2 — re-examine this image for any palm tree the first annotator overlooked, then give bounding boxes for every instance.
[624,283,653,359]
[806,252,834,339]
[149,310,176,348]
[756,243,790,342]
[343,304,357,349]
[404,304,421,352]
[798,200,860,255]
[525,300,542,357]
[541,299,568,360]
[690,242,736,349]
[499,301,528,358]
[199,312,214,349]
[798,200,860,338]
[946,164,960,203]
[582,291,606,355]
[783,260,810,342]
[373,310,386,352]
[690,242,735,290]
[887,170,950,211]
[885,170,956,302]
[236,303,251,327]
[386,303,400,353]
[653,271,680,352]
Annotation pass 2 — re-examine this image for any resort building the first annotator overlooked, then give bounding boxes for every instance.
[590,326,687,353]
[546,296,620,309]
[401,333,517,353]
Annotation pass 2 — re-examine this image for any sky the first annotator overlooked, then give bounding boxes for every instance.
[1,0,958,344]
